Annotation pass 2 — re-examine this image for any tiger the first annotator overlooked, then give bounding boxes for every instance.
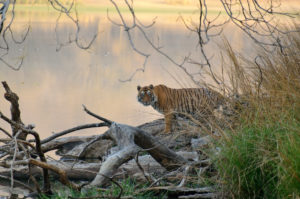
[137,84,226,133]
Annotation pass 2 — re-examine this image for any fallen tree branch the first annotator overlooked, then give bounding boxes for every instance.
[88,145,139,187]
[0,160,101,181]
[27,159,80,191]
[0,111,51,194]
[132,125,188,170]
[40,123,109,145]
[141,186,216,198]
[1,81,25,140]
[177,165,191,188]
[147,168,182,189]
[78,132,112,159]
[41,136,97,153]
[87,122,189,187]
[0,152,198,181]
[18,140,41,194]
[178,193,217,199]
[0,127,11,138]
[0,174,34,192]
[82,105,112,125]
[135,150,155,184]
[141,186,214,193]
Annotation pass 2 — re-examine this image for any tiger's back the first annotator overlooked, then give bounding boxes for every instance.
[137,84,225,133]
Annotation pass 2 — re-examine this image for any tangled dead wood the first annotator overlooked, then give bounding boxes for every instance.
[0,82,216,198]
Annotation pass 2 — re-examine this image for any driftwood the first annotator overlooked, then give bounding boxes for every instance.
[138,186,217,199]
[0,161,100,181]
[0,82,215,198]
[41,135,113,160]
[41,136,97,153]
[2,81,25,140]
[86,122,189,187]
[0,151,198,181]
[0,151,198,183]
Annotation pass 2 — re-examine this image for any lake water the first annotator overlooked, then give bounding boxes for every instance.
[0,6,260,140]
[0,2,298,196]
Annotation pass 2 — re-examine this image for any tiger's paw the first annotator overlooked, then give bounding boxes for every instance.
[163,129,172,134]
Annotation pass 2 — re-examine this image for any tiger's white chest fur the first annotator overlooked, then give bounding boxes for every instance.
[150,95,164,113]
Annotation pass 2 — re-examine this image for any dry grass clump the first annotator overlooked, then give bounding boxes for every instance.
[213,29,300,198]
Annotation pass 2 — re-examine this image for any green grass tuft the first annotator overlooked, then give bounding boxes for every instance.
[216,118,300,198]
[214,28,300,198]
[40,178,166,199]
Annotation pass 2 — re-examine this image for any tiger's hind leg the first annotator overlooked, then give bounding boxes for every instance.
[164,112,173,133]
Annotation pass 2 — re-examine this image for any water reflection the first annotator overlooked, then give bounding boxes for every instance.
[0,10,250,140]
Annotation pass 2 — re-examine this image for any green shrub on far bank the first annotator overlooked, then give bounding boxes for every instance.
[214,29,300,198]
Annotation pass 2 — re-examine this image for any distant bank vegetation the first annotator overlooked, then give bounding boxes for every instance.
[17,0,73,4]
[164,0,195,5]
[18,0,196,5]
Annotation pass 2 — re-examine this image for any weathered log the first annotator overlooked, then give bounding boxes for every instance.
[132,126,188,170]
[45,115,191,162]
[87,123,140,187]
[0,175,33,195]
[50,119,199,161]
[51,120,165,159]
[0,152,198,182]
[178,193,217,199]
[88,145,139,187]
[27,159,80,191]
[142,186,214,193]
[41,135,113,160]
[141,186,216,199]
[137,119,165,136]
[112,123,189,170]
[40,123,109,145]
[0,151,197,179]
[116,151,199,182]
[41,136,96,153]
[0,161,101,181]
[87,122,190,187]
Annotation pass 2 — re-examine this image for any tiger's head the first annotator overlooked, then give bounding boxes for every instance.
[137,84,157,106]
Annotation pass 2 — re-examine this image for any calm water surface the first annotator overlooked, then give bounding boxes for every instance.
[0,10,249,140]
[0,3,294,196]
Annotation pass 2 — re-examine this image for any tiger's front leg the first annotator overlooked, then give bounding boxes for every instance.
[164,112,173,133]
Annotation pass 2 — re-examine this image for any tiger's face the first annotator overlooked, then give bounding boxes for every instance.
[137,84,157,106]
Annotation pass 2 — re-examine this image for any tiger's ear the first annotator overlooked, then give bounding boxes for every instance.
[149,84,154,89]
[137,85,141,91]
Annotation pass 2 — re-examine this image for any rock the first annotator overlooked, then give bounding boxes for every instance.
[191,136,212,150]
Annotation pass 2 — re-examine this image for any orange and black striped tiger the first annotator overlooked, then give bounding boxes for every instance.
[137,84,225,133]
